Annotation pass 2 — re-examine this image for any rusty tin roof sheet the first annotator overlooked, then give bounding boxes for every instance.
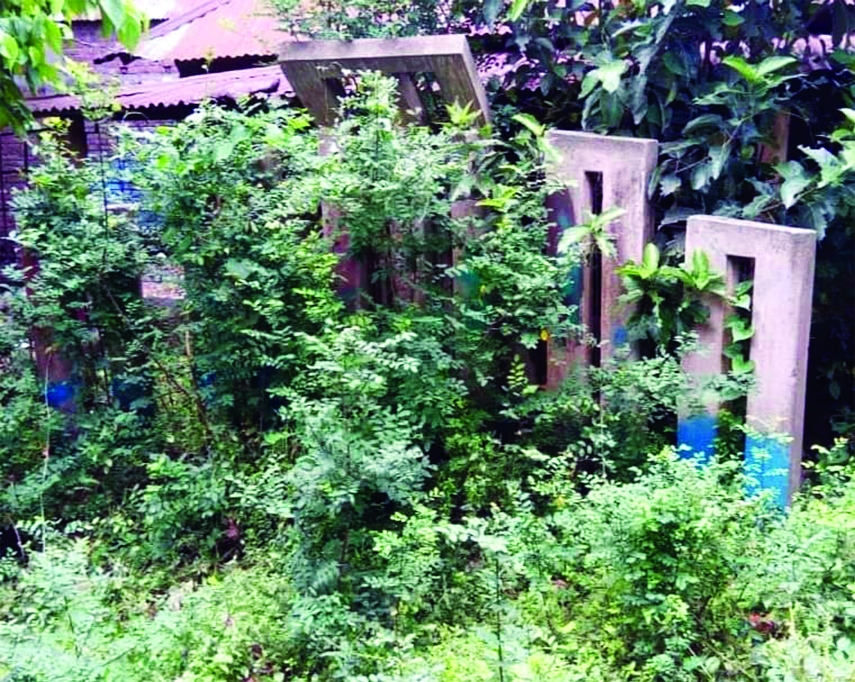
[28,64,291,114]
[135,0,282,63]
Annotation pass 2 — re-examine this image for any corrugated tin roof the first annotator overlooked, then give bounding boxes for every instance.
[72,0,204,22]
[135,0,282,63]
[147,0,210,21]
[27,64,291,114]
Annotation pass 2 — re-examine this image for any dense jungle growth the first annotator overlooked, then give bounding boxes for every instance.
[277,0,855,449]
[1,0,855,680]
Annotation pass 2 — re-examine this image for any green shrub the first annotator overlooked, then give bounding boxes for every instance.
[2,71,854,682]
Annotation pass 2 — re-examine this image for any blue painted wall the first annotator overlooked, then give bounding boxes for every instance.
[46,379,79,413]
[744,434,790,508]
[677,413,717,465]
[678,413,790,507]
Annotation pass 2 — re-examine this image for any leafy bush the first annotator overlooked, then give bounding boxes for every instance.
[6,454,855,680]
[1,70,852,682]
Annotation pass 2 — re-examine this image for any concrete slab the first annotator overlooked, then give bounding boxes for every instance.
[280,35,490,127]
[680,215,817,505]
[545,130,658,380]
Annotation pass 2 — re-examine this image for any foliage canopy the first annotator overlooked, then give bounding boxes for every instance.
[0,0,145,133]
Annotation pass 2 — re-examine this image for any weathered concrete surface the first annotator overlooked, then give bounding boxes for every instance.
[280,35,490,127]
[545,130,658,383]
[680,215,817,504]
[544,189,583,386]
[318,133,363,307]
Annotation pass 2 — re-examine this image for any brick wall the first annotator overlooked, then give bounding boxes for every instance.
[84,117,170,156]
[29,22,173,99]
[0,116,177,272]
[0,129,35,269]
[0,18,178,272]
[0,117,85,271]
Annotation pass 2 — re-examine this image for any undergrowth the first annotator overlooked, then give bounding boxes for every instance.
[0,74,852,681]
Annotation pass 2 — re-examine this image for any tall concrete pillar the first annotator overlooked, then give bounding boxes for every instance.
[545,131,658,383]
[679,215,817,505]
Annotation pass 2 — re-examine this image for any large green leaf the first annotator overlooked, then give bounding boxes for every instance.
[733,292,751,310]
[691,249,711,279]
[660,173,681,197]
[116,12,142,49]
[579,71,598,99]
[722,56,758,83]
[691,162,711,191]
[512,113,545,137]
[775,161,811,209]
[722,10,745,26]
[641,242,660,274]
[682,114,724,136]
[508,0,532,21]
[709,142,730,181]
[840,108,855,127]
[662,52,686,77]
[730,354,755,374]
[0,30,19,63]
[556,226,592,253]
[755,55,797,77]
[742,193,775,218]
[98,0,126,34]
[728,317,755,342]
[595,59,628,94]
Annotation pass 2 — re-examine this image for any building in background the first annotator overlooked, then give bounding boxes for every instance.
[0,0,292,268]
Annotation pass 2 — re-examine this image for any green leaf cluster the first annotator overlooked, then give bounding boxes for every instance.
[0,0,146,133]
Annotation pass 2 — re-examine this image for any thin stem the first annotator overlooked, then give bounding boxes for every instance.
[495,555,505,682]
[41,361,50,554]
[102,285,215,446]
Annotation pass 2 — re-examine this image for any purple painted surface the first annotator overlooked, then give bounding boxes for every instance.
[546,131,658,362]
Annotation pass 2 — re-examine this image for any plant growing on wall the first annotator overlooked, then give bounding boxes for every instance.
[617,244,725,355]
[5,126,149,405]
[723,279,755,375]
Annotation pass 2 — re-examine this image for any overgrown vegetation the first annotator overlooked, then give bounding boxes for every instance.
[5,0,855,672]
[0,66,852,679]
[274,0,855,458]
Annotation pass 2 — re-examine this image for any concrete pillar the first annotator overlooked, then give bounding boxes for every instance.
[544,189,582,387]
[319,132,363,308]
[545,131,658,381]
[679,215,816,505]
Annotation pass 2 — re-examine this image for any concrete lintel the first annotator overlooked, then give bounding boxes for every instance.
[280,34,475,62]
[280,35,489,127]
[548,130,659,172]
